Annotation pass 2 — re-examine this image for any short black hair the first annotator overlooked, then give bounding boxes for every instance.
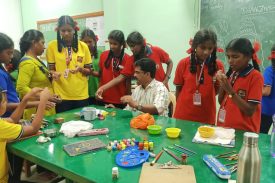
[134,58,156,78]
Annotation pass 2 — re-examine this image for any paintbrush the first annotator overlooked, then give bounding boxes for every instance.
[163,148,182,162]
[167,146,191,157]
[174,144,197,155]
[215,151,237,158]
[150,150,164,166]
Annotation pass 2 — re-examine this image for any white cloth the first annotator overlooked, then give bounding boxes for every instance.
[125,79,169,116]
[59,120,93,138]
[192,126,235,147]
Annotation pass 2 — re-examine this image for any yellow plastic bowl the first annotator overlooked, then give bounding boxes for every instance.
[165,128,181,138]
[198,126,215,138]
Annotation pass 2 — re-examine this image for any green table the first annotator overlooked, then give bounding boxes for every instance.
[7,106,275,183]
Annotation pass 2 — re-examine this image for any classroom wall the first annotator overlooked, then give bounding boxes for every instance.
[0,0,23,49]
[20,0,103,30]
[104,0,201,90]
[19,0,200,90]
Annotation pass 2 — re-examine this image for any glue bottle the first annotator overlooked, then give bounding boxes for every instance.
[112,167,119,179]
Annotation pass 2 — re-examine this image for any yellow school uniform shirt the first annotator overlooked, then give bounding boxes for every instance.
[46,40,92,100]
[16,56,55,120]
[0,119,23,183]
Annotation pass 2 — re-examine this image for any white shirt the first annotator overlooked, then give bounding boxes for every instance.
[125,79,169,116]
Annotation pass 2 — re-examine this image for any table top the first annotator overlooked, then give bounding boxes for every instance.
[7,106,275,183]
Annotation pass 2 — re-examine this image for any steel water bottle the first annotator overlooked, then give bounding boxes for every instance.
[237,132,261,183]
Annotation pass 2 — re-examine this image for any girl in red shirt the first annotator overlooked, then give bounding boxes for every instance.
[173,29,224,124]
[95,30,131,108]
[216,38,263,132]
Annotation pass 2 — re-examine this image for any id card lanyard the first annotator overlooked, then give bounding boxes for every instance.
[218,71,239,122]
[111,57,119,78]
[64,46,72,78]
[193,61,205,106]
[111,54,125,78]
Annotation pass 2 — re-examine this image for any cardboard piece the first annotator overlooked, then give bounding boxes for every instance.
[139,162,196,183]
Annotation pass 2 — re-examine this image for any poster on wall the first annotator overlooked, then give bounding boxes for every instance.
[86,16,105,47]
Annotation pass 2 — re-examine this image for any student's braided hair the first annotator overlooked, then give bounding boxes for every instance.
[0,32,15,81]
[126,31,146,62]
[57,15,78,53]
[190,29,218,76]
[225,38,260,77]
[81,29,98,59]
[104,30,126,70]
[20,29,44,57]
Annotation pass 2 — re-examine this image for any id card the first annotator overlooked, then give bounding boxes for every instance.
[64,68,69,78]
[193,91,202,106]
[218,108,226,123]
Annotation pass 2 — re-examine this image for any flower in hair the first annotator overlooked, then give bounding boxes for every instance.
[217,47,224,53]
[189,38,193,46]
[186,38,193,54]
[253,41,261,52]
[5,63,13,72]
[143,38,147,46]
[74,26,80,31]
[267,51,275,60]
[252,41,261,64]
[95,35,99,42]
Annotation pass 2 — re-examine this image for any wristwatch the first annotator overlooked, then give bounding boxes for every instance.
[228,92,236,98]
[137,103,143,111]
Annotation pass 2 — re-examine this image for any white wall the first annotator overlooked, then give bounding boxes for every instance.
[0,0,23,49]
[1,0,200,91]
[103,0,200,90]
[20,0,103,30]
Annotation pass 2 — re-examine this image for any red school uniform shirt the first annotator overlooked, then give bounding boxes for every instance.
[123,45,170,82]
[173,56,224,124]
[99,51,131,104]
[217,65,263,133]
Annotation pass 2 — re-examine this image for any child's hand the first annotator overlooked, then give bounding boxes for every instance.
[40,87,51,101]
[120,95,136,108]
[46,101,56,110]
[105,104,116,108]
[70,65,83,74]
[95,87,104,100]
[51,71,61,81]
[50,94,62,103]
[24,87,43,101]
[216,70,227,82]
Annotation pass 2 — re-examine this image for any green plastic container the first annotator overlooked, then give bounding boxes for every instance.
[147,125,162,135]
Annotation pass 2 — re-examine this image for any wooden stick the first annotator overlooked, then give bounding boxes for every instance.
[150,150,164,166]
[224,162,238,166]
[174,144,197,155]
[168,146,191,157]
[215,151,236,158]
[163,148,182,162]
